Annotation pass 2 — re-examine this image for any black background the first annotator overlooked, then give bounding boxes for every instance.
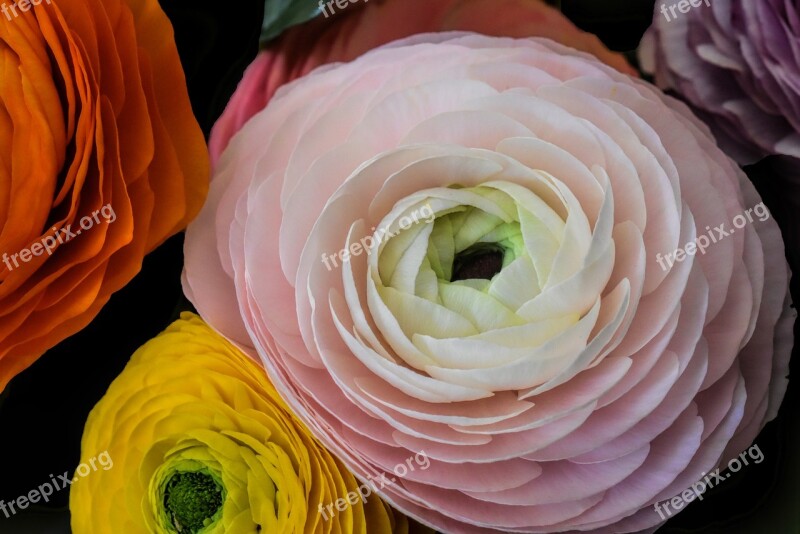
[1,0,797,532]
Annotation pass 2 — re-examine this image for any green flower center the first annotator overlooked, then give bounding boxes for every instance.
[373,182,573,351]
[422,198,526,289]
[163,471,224,533]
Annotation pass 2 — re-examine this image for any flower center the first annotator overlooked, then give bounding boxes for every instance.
[451,243,505,281]
[163,471,224,533]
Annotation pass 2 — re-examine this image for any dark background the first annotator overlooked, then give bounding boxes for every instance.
[1,0,797,532]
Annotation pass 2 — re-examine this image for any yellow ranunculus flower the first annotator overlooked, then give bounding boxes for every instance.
[70,313,429,533]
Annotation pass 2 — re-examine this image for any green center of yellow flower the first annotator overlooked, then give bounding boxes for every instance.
[163,471,224,533]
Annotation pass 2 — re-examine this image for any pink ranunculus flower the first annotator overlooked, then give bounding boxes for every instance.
[183,34,794,533]
[209,0,637,165]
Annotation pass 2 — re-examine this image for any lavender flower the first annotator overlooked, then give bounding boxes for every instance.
[640,0,800,165]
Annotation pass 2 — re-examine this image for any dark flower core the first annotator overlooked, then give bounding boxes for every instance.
[452,244,505,281]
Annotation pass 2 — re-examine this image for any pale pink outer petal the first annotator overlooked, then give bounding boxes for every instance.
[208,0,638,165]
[183,33,794,533]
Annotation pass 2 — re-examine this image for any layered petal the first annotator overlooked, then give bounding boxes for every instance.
[0,0,209,389]
[640,0,800,164]
[69,313,428,534]
[209,0,637,164]
[184,34,794,533]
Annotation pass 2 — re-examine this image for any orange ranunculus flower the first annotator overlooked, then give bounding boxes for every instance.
[0,0,209,389]
[209,0,637,162]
